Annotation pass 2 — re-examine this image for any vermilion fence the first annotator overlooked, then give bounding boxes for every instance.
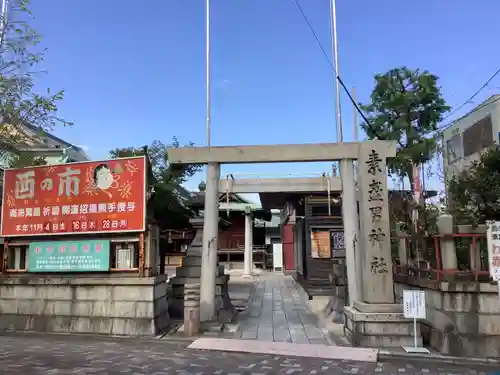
[392,233,492,285]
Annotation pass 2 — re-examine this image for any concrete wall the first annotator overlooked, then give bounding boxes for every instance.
[0,275,169,336]
[395,281,500,358]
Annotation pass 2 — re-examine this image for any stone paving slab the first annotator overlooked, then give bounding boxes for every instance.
[0,334,496,374]
[189,337,379,362]
[234,272,333,345]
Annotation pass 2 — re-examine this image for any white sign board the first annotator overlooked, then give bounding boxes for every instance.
[117,248,132,269]
[487,221,500,281]
[272,243,283,271]
[403,290,426,319]
[402,289,429,354]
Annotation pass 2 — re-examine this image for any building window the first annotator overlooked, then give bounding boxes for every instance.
[111,242,139,269]
[446,134,462,163]
[463,115,493,157]
[7,245,27,271]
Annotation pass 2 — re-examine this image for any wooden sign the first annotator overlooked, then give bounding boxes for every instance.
[311,230,331,259]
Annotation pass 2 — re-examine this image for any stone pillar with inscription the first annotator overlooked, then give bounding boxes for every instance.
[344,141,422,348]
[358,144,394,303]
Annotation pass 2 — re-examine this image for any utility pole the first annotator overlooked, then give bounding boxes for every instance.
[0,0,8,46]
[330,0,361,308]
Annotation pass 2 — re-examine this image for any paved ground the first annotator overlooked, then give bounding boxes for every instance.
[0,334,496,374]
[232,273,332,345]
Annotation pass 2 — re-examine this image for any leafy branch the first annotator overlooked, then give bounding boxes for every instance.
[0,0,71,162]
[109,138,202,230]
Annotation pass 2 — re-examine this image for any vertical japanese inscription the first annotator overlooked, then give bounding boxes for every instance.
[364,149,388,274]
[358,143,395,303]
[488,222,500,280]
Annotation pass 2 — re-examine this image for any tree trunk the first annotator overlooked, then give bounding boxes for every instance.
[407,166,425,266]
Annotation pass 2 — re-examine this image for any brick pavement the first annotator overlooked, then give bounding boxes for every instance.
[0,334,496,374]
[233,273,332,345]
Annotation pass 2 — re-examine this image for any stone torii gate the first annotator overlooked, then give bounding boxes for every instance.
[168,141,417,347]
[220,175,343,277]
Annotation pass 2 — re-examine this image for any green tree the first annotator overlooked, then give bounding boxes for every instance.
[8,152,46,168]
[0,0,71,161]
[109,138,202,230]
[361,67,450,260]
[360,67,450,188]
[447,146,500,224]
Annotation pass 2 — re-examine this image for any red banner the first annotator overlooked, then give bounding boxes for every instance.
[1,156,147,237]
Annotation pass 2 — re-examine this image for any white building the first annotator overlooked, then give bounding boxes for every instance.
[442,94,500,191]
[0,124,89,168]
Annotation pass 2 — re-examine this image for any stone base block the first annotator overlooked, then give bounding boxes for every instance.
[0,315,169,336]
[174,264,225,278]
[324,295,345,324]
[169,274,236,324]
[427,325,500,358]
[344,304,422,348]
[324,261,347,323]
[181,255,202,267]
[0,275,170,337]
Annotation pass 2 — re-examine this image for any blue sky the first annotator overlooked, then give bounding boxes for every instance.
[28,0,500,201]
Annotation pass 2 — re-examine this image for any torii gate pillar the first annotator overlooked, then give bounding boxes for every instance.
[200,163,220,321]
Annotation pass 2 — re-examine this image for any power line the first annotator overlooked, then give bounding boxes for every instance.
[441,68,500,123]
[291,0,386,143]
[293,0,500,151]
[439,95,500,132]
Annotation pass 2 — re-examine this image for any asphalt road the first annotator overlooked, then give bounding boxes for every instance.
[0,333,496,374]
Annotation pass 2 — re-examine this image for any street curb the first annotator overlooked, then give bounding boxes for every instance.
[378,350,500,366]
[0,330,195,345]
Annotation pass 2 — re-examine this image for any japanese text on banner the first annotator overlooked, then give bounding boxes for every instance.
[1,157,146,236]
[487,221,500,281]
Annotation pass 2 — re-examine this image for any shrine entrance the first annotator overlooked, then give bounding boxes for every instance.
[168,140,419,346]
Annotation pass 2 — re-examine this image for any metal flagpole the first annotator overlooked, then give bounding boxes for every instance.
[200,0,220,322]
[0,0,8,46]
[330,0,342,141]
[205,0,211,147]
[330,0,361,306]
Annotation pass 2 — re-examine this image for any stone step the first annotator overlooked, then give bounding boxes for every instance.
[185,246,202,257]
[175,267,201,278]
[174,264,225,277]
[182,256,202,267]
[169,274,227,287]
